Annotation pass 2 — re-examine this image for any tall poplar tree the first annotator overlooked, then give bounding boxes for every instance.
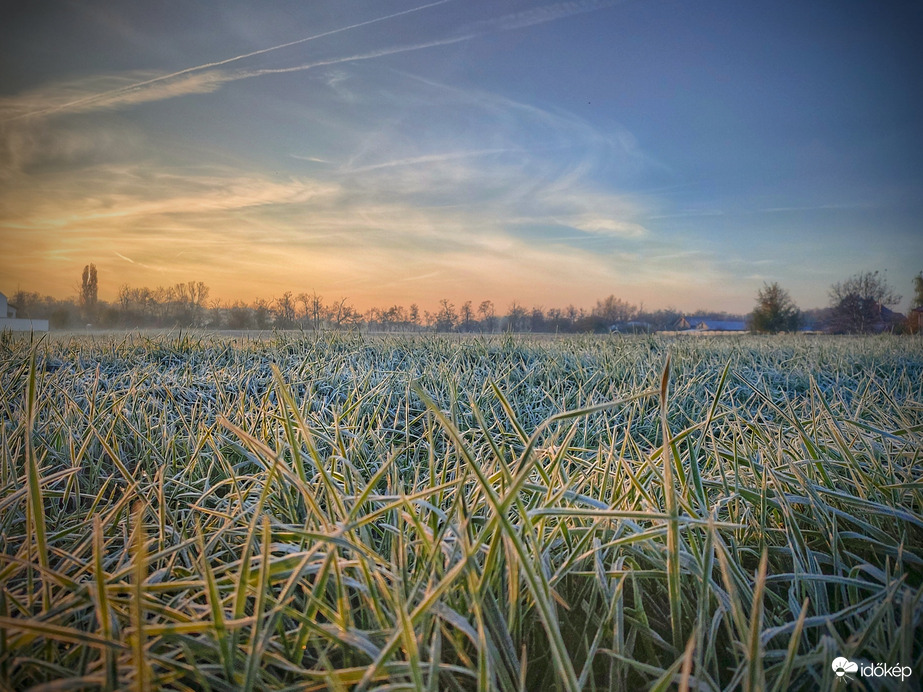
[81,264,98,320]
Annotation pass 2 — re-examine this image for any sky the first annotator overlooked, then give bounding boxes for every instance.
[1,0,921,314]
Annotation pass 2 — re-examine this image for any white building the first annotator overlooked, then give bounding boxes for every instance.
[0,292,49,331]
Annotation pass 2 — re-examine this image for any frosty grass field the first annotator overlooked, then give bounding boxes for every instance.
[1,331,921,691]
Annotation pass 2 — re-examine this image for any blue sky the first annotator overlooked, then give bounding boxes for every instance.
[1,0,921,313]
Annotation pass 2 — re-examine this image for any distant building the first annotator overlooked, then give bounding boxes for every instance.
[911,307,923,332]
[674,316,747,333]
[0,292,49,331]
[1,292,13,319]
[875,306,905,333]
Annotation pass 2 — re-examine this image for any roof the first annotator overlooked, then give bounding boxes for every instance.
[696,320,747,331]
[880,306,905,320]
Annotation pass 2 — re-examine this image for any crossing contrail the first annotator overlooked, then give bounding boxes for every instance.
[6,0,626,121]
[234,1,627,89]
[7,0,454,121]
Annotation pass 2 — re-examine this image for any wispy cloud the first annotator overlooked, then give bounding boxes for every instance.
[2,0,627,122]
[0,71,235,123]
[1,0,455,122]
[757,203,869,213]
[2,172,340,229]
[114,250,165,272]
[0,149,657,305]
[467,0,627,34]
[647,209,725,220]
[290,154,332,164]
[0,1,693,308]
[344,148,518,174]
[552,214,648,238]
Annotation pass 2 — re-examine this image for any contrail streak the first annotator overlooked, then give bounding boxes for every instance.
[7,0,626,121]
[345,149,517,174]
[8,0,454,121]
[239,1,627,85]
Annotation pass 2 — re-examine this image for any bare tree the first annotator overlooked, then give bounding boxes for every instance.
[253,299,271,329]
[167,281,210,326]
[592,294,637,325]
[478,300,496,333]
[330,298,357,328]
[385,304,406,331]
[829,271,901,333]
[273,291,297,328]
[435,299,457,332]
[296,292,310,326]
[506,301,528,331]
[81,264,98,321]
[188,281,209,325]
[460,301,474,332]
[366,307,382,331]
[310,292,325,331]
[226,300,253,329]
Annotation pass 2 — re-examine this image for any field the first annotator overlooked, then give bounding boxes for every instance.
[1,331,921,691]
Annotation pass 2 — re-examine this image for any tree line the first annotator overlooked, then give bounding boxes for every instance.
[750,270,921,334]
[6,265,922,334]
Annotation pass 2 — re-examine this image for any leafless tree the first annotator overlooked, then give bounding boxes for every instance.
[81,264,98,320]
[435,299,457,332]
[478,300,496,333]
[828,271,901,333]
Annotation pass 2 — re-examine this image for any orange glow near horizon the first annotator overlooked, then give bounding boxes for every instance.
[1,162,757,314]
[3,2,917,317]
